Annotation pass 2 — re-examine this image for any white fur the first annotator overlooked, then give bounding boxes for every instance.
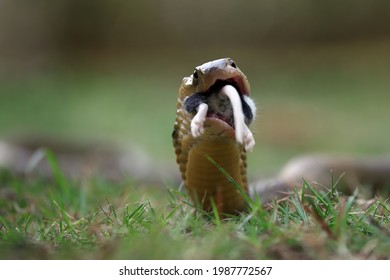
[220,85,255,152]
[243,95,257,122]
[191,103,208,137]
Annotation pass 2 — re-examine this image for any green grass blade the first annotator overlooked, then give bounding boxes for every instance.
[210,198,221,227]
[45,149,70,198]
[302,178,330,208]
[53,200,76,233]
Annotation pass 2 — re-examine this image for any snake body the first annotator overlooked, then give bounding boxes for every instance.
[172,58,256,215]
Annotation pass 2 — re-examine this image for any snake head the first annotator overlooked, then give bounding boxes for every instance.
[179,58,256,149]
[180,58,251,99]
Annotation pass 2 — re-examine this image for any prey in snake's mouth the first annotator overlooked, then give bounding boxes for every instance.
[183,77,256,151]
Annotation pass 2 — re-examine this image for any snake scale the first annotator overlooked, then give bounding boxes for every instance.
[172,58,256,215]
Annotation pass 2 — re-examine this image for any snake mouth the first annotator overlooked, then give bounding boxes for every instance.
[205,77,248,97]
[204,77,247,129]
[206,114,234,130]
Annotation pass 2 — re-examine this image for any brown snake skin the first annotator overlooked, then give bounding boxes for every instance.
[172,58,254,215]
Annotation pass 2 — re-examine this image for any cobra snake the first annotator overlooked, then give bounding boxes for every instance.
[172,58,390,216]
[172,58,256,215]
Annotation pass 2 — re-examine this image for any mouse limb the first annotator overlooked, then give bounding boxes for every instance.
[220,85,255,152]
[191,103,208,137]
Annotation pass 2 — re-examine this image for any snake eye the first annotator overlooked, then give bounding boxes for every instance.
[230,60,237,68]
[193,70,199,79]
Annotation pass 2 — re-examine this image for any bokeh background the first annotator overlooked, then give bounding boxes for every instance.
[1,0,389,181]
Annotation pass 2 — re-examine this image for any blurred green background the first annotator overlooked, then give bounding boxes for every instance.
[0,0,389,181]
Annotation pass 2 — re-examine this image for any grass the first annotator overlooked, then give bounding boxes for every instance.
[0,153,389,259]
